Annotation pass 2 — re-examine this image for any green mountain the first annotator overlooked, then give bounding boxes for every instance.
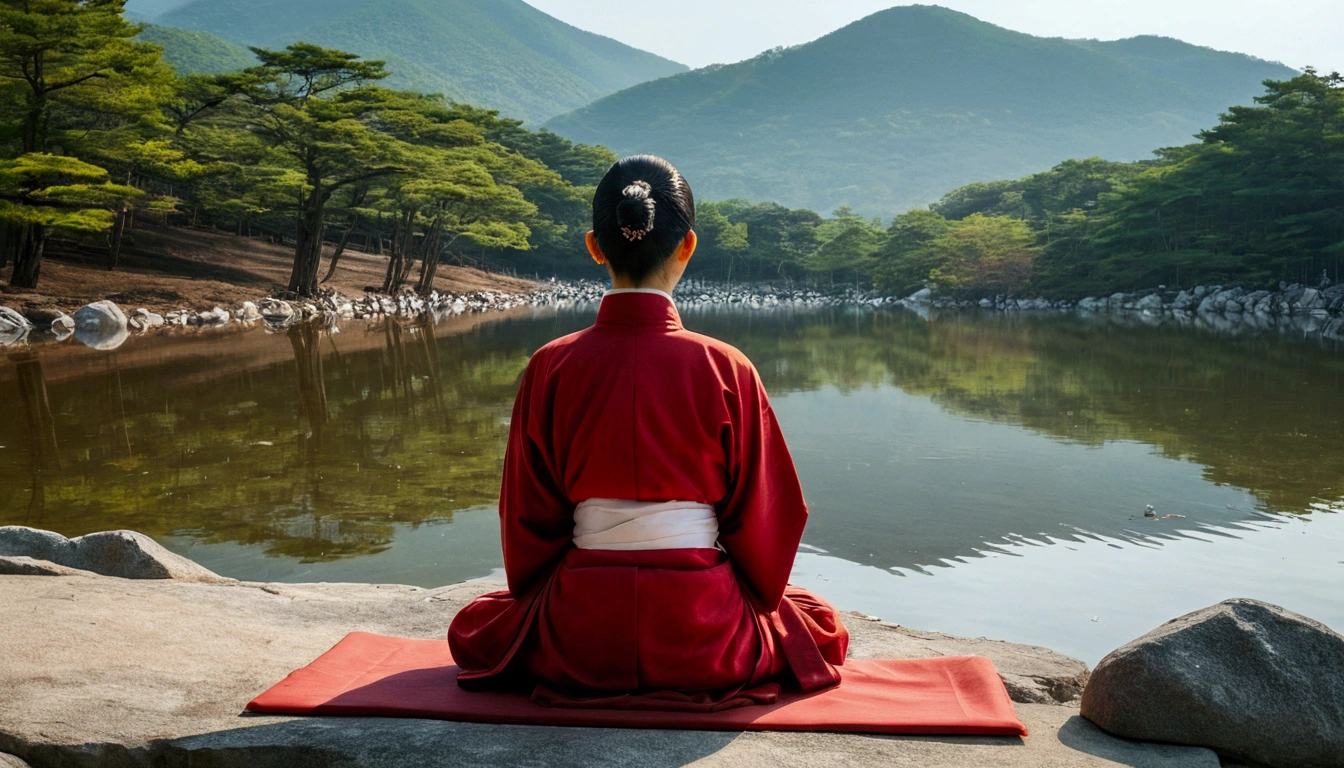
[546,5,1298,216]
[136,24,257,74]
[153,0,687,122]
[124,0,195,20]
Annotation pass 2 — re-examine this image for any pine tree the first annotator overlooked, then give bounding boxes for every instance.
[0,0,167,287]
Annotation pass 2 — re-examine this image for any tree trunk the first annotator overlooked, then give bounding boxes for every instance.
[321,214,359,284]
[382,210,417,293]
[10,224,48,289]
[380,214,403,293]
[0,222,13,273]
[107,205,129,271]
[288,182,334,297]
[415,218,446,296]
[289,213,325,296]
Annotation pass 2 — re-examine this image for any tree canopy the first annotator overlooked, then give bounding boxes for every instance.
[0,2,615,296]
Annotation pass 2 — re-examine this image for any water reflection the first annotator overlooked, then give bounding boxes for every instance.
[695,309,1344,517]
[790,510,1344,664]
[9,350,59,520]
[0,306,1340,584]
[0,312,535,563]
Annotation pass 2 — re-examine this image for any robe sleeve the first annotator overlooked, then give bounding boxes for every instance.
[499,350,573,596]
[716,362,808,610]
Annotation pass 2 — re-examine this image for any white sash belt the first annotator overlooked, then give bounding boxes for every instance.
[573,499,719,551]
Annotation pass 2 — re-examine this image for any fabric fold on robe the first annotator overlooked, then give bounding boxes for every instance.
[448,292,849,707]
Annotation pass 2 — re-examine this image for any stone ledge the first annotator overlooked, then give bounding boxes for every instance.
[0,570,1217,767]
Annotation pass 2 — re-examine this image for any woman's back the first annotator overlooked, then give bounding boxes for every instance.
[531,291,761,512]
[448,156,846,704]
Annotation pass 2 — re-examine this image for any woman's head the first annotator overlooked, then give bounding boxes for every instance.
[590,155,696,283]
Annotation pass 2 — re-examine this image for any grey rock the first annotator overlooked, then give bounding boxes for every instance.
[19,307,63,327]
[1298,287,1326,312]
[1243,290,1271,307]
[1223,300,1243,314]
[905,287,933,304]
[1196,295,1218,314]
[72,300,129,351]
[0,306,33,346]
[0,753,31,768]
[0,556,87,577]
[197,307,230,326]
[134,308,166,327]
[257,298,295,325]
[1134,294,1163,311]
[0,574,1217,768]
[1325,317,1344,340]
[978,298,993,309]
[0,306,32,331]
[1192,285,1209,298]
[240,301,262,322]
[1076,297,1104,312]
[0,527,229,583]
[1081,598,1344,767]
[1171,291,1194,310]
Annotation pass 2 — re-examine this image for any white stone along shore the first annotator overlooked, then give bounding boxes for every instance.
[4,277,1343,351]
[3,526,1343,767]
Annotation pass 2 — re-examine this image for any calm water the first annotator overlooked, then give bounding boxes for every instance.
[3,305,1342,664]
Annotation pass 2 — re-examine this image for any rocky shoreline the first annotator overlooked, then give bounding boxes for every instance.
[906,281,1344,339]
[4,278,1344,351]
[2,525,1342,767]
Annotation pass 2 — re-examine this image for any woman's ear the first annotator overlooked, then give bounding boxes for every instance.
[677,230,698,264]
[586,231,606,265]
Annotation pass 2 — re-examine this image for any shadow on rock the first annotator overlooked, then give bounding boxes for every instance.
[158,717,739,768]
[1056,716,1219,767]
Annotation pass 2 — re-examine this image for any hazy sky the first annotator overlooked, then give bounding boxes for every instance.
[525,1,1342,74]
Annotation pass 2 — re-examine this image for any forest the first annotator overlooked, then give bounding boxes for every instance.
[0,0,617,296]
[1,1,1340,300]
[689,69,1344,299]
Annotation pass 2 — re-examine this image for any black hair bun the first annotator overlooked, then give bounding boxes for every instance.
[616,180,656,242]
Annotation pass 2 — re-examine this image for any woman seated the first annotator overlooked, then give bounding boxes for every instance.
[448,155,848,709]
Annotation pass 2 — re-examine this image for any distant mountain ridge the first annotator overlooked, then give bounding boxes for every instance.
[148,0,688,122]
[546,5,1298,216]
[136,24,257,75]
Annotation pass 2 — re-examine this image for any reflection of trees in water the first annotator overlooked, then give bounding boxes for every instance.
[699,309,1344,516]
[379,316,446,419]
[288,322,330,456]
[10,351,58,521]
[5,307,1341,565]
[0,318,536,562]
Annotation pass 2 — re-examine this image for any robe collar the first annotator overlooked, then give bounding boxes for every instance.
[597,289,683,330]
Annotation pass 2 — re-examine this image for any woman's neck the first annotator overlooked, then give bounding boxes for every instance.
[608,269,680,296]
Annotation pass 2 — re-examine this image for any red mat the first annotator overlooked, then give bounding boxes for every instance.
[246,633,1027,736]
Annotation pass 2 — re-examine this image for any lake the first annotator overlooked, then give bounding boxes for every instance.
[3,303,1342,664]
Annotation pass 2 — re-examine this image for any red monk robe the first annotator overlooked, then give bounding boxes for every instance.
[448,291,848,706]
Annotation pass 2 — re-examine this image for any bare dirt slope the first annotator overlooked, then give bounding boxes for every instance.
[1,223,537,315]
